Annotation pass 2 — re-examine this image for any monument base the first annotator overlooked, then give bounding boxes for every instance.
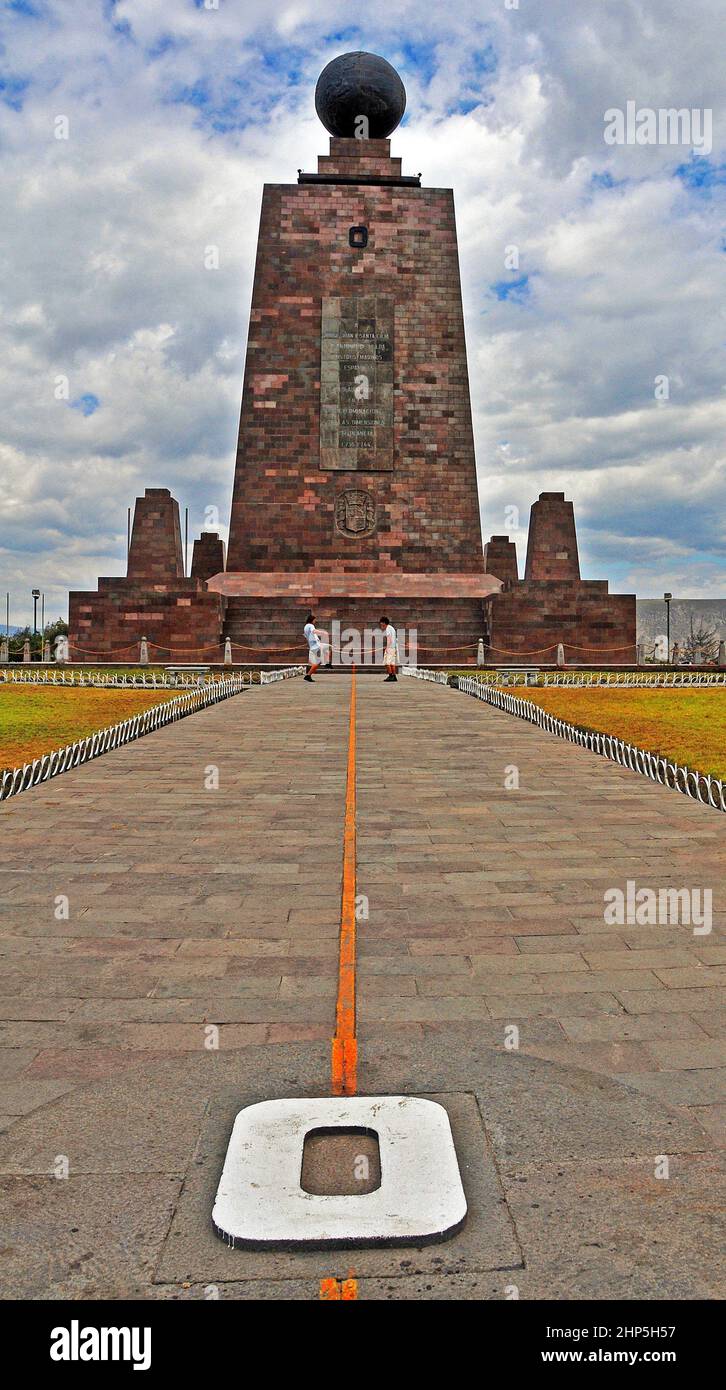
[68,488,637,668]
[484,581,637,666]
[212,571,501,666]
[481,493,637,666]
[68,488,225,663]
[69,577,224,663]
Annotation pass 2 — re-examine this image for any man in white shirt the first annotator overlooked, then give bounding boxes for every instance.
[379,615,398,682]
[303,612,322,682]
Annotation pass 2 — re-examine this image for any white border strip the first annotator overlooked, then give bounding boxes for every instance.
[402,667,726,813]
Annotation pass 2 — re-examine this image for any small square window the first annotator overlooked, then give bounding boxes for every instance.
[349,225,368,249]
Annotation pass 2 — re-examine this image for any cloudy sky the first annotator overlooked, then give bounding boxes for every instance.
[1,0,725,625]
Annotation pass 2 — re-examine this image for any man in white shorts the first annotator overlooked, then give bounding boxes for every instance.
[303,612,322,682]
[379,615,398,681]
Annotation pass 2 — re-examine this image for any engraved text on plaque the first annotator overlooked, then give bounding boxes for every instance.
[320,296,394,471]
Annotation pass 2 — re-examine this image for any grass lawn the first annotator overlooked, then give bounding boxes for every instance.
[0,685,179,773]
[502,686,726,781]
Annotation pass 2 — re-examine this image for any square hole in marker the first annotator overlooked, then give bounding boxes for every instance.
[300,1127,381,1196]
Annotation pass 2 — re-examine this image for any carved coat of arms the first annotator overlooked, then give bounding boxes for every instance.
[335,489,376,537]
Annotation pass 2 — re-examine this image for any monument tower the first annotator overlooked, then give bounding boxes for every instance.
[214,51,501,660]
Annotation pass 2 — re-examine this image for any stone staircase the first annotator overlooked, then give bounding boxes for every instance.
[223,596,488,667]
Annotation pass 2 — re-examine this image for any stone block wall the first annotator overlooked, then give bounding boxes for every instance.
[191,532,226,581]
[127,488,184,582]
[69,579,224,662]
[525,492,580,582]
[226,137,485,579]
[486,582,636,664]
[484,535,519,587]
[69,488,224,661]
[223,595,486,666]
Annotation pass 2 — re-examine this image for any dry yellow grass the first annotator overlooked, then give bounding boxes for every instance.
[0,685,178,772]
[507,687,726,781]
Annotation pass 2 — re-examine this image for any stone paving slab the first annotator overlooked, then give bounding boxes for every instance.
[502,1156,723,1301]
[1,1174,182,1301]
[0,674,724,1300]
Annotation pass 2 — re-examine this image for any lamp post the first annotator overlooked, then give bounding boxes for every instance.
[31,587,40,636]
[664,592,672,665]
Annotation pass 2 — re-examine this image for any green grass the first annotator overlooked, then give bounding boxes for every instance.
[451,681,726,782]
[0,685,179,773]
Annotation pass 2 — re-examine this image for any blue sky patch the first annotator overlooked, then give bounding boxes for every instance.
[8,0,41,16]
[70,394,100,417]
[320,28,361,47]
[164,43,308,133]
[491,275,530,303]
[675,156,726,191]
[8,0,41,17]
[396,40,438,86]
[0,75,29,110]
[147,34,179,61]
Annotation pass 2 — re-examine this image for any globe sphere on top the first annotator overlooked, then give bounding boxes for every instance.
[315,51,406,140]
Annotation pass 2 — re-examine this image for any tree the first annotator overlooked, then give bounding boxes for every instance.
[682,616,720,665]
[8,618,68,660]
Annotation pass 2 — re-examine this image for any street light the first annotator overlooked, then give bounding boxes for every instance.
[31,588,40,636]
[664,592,672,664]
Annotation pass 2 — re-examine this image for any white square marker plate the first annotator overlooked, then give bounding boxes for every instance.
[212,1095,467,1249]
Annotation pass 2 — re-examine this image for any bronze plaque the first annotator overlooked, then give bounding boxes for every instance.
[320,296,394,471]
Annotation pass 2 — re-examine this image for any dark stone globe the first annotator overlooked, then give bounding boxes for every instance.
[315,52,406,140]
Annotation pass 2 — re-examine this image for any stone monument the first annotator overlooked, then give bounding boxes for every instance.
[211,50,502,661]
[68,489,223,661]
[483,493,636,664]
[69,52,636,667]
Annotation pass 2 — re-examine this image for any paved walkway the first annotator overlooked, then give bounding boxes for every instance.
[0,674,724,1299]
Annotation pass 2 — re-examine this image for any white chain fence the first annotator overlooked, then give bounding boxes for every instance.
[405,668,726,689]
[401,667,450,685]
[402,668,726,813]
[2,666,305,690]
[259,666,305,684]
[1,675,249,802]
[2,668,233,689]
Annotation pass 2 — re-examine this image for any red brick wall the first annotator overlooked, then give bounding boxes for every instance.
[224,595,486,665]
[484,535,519,587]
[191,532,226,581]
[226,139,485,576]
[486,582,636,664]
[69,579,224,661]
